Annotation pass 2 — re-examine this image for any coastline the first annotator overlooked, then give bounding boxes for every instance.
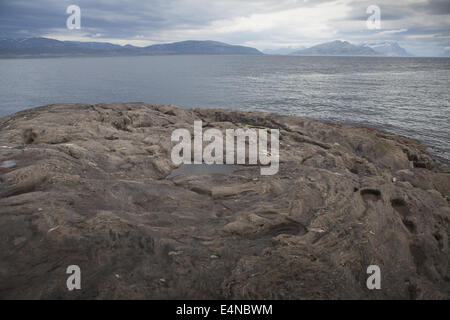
[0,103,449,299]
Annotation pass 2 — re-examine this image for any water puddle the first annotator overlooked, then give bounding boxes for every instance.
[0,160,16,168]
[166,164,244,179]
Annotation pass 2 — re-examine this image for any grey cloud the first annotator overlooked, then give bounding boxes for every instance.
[414,0,450,15]
[0,0,449,56]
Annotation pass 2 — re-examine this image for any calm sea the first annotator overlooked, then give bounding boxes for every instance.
[0,55,449,162]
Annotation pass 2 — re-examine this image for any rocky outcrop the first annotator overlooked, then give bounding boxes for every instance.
[0,103,448,299]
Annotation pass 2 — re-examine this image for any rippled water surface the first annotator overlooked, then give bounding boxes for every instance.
[0,55,449,162]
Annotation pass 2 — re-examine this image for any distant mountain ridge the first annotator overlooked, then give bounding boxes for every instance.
[0,38,422,57]
[265,40,414,57]
[292,40,380,56]
[144,40,262,55]
[262,46,305,55]
[0,38,263,56]
[361,41,412,57]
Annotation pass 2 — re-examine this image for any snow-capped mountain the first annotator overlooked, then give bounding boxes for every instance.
[362,41,412,57]
[292,40,379,56]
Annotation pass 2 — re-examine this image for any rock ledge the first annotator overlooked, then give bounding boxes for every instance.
[0,103,448,299]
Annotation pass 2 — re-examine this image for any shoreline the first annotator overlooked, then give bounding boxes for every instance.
[2,102,449,167]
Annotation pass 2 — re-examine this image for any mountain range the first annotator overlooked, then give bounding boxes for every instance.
[361,41,413,57]
[273,40,412,57]
[0,38,263,57]
[262,46,306,55]
[0,37,415,57]
[292,40,380,56]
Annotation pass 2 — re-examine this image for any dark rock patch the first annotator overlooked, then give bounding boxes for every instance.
[361,189,382,201]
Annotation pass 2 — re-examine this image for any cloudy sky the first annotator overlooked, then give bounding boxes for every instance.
[1,0,449,56]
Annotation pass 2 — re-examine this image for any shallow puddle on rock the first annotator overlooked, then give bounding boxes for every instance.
[166,164,244,179]
[0,160,16,168]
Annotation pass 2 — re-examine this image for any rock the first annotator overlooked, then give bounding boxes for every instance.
[0,102,449,299]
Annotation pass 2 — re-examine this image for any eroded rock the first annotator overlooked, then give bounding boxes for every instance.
[0,103,449,299]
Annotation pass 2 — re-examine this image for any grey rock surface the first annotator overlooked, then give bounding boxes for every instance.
[0,103,448,299]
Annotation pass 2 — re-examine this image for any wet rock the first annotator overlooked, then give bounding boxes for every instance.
[0,160,16,168]
[119,163,133,170]
[0,102,449,299]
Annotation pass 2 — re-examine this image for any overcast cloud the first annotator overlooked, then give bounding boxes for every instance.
[0,0,449,56]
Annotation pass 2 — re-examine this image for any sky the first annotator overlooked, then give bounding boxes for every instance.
[0,0,449,56]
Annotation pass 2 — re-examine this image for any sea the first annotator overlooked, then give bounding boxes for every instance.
[0,55,449,163]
